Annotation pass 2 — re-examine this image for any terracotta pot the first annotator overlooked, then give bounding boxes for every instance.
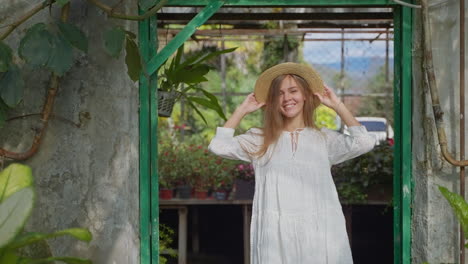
[194,190,208,200]
[159,189,173,200]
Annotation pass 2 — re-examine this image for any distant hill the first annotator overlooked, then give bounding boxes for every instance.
[306,57,394,93]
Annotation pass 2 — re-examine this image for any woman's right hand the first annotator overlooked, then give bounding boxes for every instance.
[223,93,265,129]
[236,93,265,115]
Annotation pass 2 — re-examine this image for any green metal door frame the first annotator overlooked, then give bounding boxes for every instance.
[138,1,413,264]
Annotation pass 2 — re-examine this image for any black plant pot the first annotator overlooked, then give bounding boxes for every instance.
[158,90,178,117]
[234,179,255,200]
[176,184,192,199]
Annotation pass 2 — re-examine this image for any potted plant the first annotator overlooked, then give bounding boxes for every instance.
[331,140,393,203]
[211,157,235,200]
[158,142,179,199]
[189,144,212,199]
[158,44,236,123]
[233,162,256,200]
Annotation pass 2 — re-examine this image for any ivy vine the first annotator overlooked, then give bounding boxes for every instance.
[0,0,166,160]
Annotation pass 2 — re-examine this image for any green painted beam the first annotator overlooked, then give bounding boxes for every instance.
[166,0,395,6]
[400,5,412,264]
[393,6,402,264]
[148,14,160,264]
[146,0,225,76]
[139,13,152,264]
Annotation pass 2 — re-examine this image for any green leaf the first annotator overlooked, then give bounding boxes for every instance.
[176,65,210,84]
[19,23,52,67]
[103,27,125,58]
[0,249,19,264]
[55,0,70,7]
[9,228,92,249]
[179,47,237,69]
[0,163,33,203]
[18,256,92,264]
[439,186,468,235]
[192,87,227,120]
[139,0,158,11]
[125,37,141,82]
[57,22,88,53]
[47,34,73,76]
[0,41,13,72]
[186,98,207,125]
[191,47,237,66]
[0,65,24,107]
[0,187,35,249]
[188,96,226,121]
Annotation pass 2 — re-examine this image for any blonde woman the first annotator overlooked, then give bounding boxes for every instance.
[208,62,376,264]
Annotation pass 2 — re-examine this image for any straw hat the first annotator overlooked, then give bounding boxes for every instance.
[254,62,324,103]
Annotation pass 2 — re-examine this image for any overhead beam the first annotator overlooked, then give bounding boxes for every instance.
[160,22,394,29]
[165,0,394,7]
[157,12,393,21]
[146,0,224,76]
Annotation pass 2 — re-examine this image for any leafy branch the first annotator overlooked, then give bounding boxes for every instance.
[0,0,54,41]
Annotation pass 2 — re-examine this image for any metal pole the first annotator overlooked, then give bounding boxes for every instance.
[460,0,466,262]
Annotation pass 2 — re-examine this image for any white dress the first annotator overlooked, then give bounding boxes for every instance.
[208,126,375,264]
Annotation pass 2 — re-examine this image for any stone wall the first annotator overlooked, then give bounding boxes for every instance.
[412,1,468,263]
[0,1,140,263]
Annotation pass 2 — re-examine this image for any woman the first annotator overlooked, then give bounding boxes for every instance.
[208,62,375,264]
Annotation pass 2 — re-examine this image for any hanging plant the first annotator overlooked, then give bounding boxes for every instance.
[158,44,236,123]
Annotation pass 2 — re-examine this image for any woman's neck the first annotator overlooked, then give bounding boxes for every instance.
[283,115,305,132]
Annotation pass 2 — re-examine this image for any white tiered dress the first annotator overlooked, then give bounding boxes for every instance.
[208,126,375,264]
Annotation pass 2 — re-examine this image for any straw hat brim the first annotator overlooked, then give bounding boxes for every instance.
[254,62,324,103]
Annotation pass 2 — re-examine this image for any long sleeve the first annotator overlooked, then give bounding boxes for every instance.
[321,125,376,166]
[208,127,263,162]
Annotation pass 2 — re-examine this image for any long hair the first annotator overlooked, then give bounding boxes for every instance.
[252,74,321,159]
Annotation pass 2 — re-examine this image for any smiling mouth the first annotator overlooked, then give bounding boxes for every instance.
[283,103,296,109]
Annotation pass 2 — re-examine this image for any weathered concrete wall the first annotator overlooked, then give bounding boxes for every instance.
[412,0,468,263]
[0,1,140,263]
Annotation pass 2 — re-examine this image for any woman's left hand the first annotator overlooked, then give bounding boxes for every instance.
[313,85,342,110]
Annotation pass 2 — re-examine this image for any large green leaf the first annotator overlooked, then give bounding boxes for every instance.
[0,249,19,264]
[439,186,468,235]
[0,163,33,204]
[0,41,13,72]
[188,96,226,121]
[47,34,73,76]
[57,22,88,53]
[193,87,227,120]
[103,27,125,58]
[179,47,237,69]
[19,23,52,67]
[175,65,210,84]
[0,65,24,107]
[0,187,35,249]
[18,256,92,264]
[125,37,141,82]
[186,98,207,125]
[9,228,92,249]
[139,0,158,11]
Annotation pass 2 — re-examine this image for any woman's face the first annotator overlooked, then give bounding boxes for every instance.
[278,75,306,119]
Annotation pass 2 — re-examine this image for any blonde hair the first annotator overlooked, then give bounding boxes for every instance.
[249,74,321,159]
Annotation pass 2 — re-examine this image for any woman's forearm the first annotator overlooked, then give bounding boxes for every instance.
[223,107,248,129]
[333,102,360,127]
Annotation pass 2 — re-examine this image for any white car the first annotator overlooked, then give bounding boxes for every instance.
[343,117,394,145]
